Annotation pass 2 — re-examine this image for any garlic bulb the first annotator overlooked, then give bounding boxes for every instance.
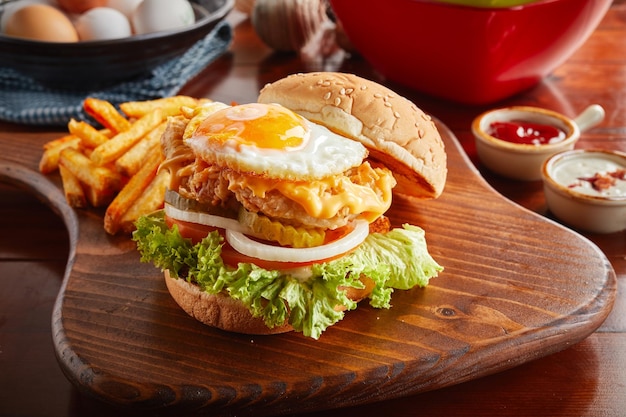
[251,0,330,52]
[234,0,255,15]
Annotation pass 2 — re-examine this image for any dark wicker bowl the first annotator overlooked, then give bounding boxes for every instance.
[0,0,233,89]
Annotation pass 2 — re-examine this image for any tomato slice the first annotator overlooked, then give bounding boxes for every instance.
[165,216,220,244]
[165,216,348,270]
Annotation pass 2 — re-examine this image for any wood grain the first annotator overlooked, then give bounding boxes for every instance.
[0,120,616,416]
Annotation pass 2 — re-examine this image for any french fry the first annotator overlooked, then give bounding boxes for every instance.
[59,147,122,198]
[84,185,116,208]
[90,108,163,166]
[180,106,196,119]
[67,118,110,148]
[39,135,81,174]
[43,134,79,150]
[98,128,114,138]
[119,169,170,234]
[104,148,163,235]
[39,96,210,235]
[83,97,131,133]
[58,165,87,208]
[114,121,167,177]
[120,95,199,119]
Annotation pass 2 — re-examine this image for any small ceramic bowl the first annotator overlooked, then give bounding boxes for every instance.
[472,104,605,181]
[541,149,626,234]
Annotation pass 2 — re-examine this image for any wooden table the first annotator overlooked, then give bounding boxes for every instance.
[1,3,625,416]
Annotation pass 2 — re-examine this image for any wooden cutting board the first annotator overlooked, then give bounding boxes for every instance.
[0,120,616,416]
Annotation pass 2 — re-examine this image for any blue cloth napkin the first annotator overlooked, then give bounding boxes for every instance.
[0,21,232,126]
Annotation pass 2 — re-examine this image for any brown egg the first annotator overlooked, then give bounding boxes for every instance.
[57,0,108,14]
[4,4,79,42]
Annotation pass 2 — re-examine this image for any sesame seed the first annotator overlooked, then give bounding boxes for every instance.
[384,102,392,107]
[374,93,383,98]
[394,111,400,118]
[345,88,354,94]
[340,88,346,95]
[360,85,367,90]
[418,128,425,138]
[334,97,341,106]
[324,92,331,100]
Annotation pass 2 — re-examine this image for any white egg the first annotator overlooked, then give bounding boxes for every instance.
[185,103,368,181]
[131,0,194,35]
[107,0,143,19]
[74,7,132,40]
[0,0,55,32]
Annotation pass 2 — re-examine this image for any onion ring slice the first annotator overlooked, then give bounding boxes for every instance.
[166,203,369,263]
[164,203,251,235]
[225,220,369,263]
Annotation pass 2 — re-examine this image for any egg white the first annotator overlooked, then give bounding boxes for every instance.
[185,105,368,181]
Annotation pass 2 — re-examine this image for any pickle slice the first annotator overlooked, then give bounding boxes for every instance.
[238,209,325,248]
[165,189,237,219]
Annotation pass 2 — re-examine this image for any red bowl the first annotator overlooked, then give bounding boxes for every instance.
[330,0,611,104]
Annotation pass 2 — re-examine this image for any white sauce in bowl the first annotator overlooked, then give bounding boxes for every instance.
[551,154,626,198]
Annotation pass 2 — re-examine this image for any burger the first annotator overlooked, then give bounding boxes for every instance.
[132,72,447,339]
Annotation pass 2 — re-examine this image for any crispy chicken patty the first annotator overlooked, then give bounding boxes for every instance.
[180,160,367,230]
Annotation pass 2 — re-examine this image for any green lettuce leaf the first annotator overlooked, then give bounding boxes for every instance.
[132,211,443,339]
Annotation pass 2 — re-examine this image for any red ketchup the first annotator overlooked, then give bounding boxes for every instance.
[487,120,566,145]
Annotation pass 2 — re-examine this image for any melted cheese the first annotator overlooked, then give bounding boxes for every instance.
[231,164,396,222]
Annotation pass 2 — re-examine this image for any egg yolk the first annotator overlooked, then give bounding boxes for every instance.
[195,103,308,151]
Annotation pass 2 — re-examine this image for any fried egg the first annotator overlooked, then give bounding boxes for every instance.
[184,103,368,181]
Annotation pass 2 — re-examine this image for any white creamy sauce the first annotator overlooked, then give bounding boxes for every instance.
[552,156,626,197]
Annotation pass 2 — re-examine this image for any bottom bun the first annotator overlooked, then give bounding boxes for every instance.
[164,271,294,335]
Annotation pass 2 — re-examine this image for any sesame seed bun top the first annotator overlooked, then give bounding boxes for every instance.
[258,72,447,199]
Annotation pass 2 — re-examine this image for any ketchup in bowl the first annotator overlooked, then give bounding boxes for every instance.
[471,105,589,181]
[487,120,566,145]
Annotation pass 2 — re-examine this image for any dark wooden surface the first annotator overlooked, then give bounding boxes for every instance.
[1,2,625,416]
